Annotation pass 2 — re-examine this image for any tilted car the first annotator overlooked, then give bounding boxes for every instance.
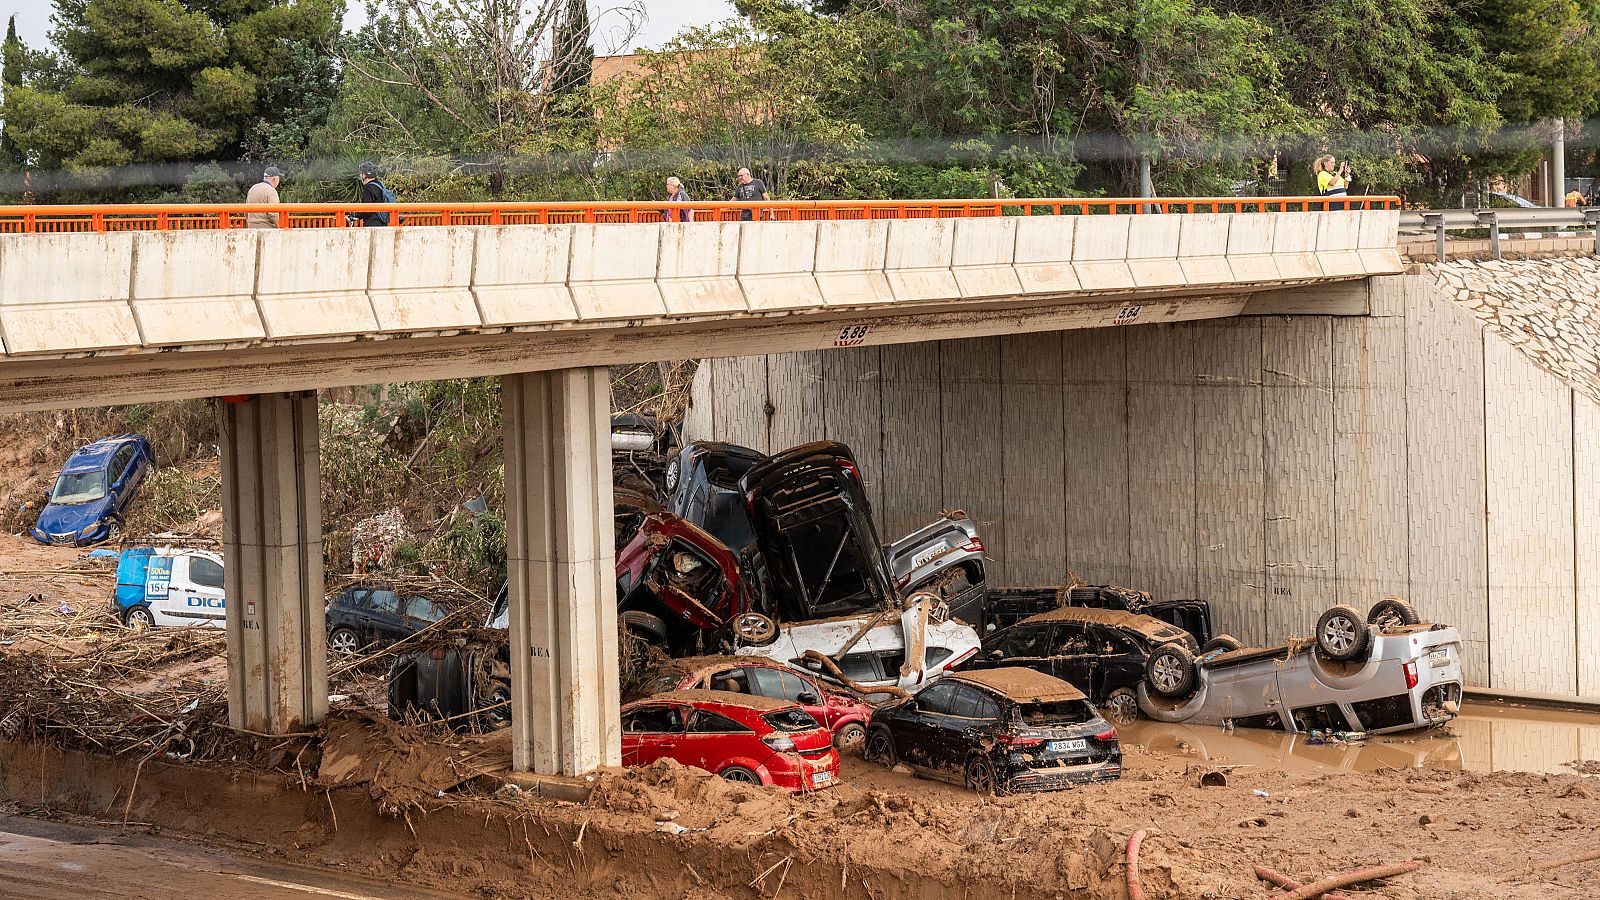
[984,584,1213,647]
[326,583,460,655]
[885,513,987,625]
[960,606,1198,724]
[31,434,154,546]
[633,655,875,748]
[621,690,840,792]
[865,668,1122,794]
[615,512,776,653]
[1138,599,1464,735]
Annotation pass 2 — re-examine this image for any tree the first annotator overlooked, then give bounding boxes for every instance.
[1,17,24,170]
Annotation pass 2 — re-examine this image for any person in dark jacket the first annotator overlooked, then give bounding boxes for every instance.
[350,162,391,227]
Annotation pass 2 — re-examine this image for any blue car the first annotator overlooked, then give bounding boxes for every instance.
[30,434,154,546]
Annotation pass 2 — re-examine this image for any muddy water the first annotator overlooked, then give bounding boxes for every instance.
[1120,699,1600,776]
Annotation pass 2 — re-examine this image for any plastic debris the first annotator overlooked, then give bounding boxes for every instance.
[1252,789,1271,798]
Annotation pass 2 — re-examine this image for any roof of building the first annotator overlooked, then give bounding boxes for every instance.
[948,668,1086,703]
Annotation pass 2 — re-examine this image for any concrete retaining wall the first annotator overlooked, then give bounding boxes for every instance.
[684,269,1600,699]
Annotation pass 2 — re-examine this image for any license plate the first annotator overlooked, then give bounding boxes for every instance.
[811,771,833,785]
[1429,648,1450,668]
[1049,739,1087,753]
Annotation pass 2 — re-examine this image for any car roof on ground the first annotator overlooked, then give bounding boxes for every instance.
[949,668,1087,703]
[1018,605,1186,639]
[642,689,795,712]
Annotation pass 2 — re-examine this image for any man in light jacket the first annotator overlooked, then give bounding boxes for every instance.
[245,166,283,228]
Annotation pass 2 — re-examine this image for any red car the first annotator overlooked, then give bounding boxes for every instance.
[636,655,875,749]
[616,512,778,654]
[620,690,840,792]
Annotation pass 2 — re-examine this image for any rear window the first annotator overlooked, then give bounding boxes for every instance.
[1016,699,1096,726]
[761,708,820,732]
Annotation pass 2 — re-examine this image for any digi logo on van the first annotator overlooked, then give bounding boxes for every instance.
[186,596,226,609]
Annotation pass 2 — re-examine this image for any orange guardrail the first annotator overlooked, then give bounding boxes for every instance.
[0,196,1400,234]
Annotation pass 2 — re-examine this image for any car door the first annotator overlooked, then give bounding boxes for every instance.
[973,623,1054,673]
[177,553,226,628]
[105,446,132,514]
[1090,626,1145,699]
[400,595,447,636]
[1047,623,1098,695]
[678,707,754,774]
[620,703,686,767]
[894,680,958,770]
[359,589,406,644]
[945,684,1004,764]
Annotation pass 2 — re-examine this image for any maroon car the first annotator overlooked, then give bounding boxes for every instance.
[616,513,777,654]
[635,655,875,748]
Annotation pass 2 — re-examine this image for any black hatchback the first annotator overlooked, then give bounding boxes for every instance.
[325,584,455,655]
[864,669,1121,794]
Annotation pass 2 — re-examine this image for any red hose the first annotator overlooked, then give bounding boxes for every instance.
[1253,865,1351,900]
[1125,830,1146,900]
[1275,861,1422,900]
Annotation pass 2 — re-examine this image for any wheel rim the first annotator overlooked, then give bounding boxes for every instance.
[867,732,892,763]
[838,724,865,748]
[127,609,152,630]
[966,758,995,793]
[1152,655,1184,692]
[1106,691,1139,724]
[721,767,760,784]
[735,613,776,644]
[1321,615,1357,653]
[330,630,359,654]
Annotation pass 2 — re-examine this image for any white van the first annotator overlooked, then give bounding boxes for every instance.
[112,544,226,628]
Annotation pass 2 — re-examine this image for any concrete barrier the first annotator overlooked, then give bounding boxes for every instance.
[0,233,139,354]
[1071,217,1136,291]
[132,231,264,347]
[814,220,893,307]
[255,229,379,339]
[656,222,746,316]
[474,226,578,328]
[369,227,481,332]
[1124,216,1185,289]
[568,224,665,320]
[1176,214,1236,285]
[1270,213,1323,280]
[737,222,823,311]
[1013,217,1081,295]
[1358,210,1403,273]
[1314,212,1365,278]
[884,219,960,303]
[1224,214,1280,283]
[951,218,1022,299]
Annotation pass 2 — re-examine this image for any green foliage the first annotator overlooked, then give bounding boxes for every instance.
[124,465,220,534]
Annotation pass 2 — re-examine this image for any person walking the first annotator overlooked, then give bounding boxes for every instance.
[350,162,395,227]
[1314,155,1351,211]
[731,167,770,221]
[662,176,694,222]
[245,166,283,228]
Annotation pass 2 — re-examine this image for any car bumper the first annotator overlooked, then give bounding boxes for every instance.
[1003,758,1122,793]
[767,753,840,793]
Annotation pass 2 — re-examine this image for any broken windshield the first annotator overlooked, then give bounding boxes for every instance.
[761,708,820,732]
[50,471,106,505]
[1017,700,1096,727]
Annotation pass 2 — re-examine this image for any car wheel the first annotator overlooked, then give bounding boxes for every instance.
[1367,597,1420,629]
[733,612,779,647]
[963,754,1001,796]
[478,680,513,732]
[620,610,668,646]
[1315,605,1371,662]
[1144,643,1197,699]
[1202,634,1241,654]
[834,722,866,750]
[123,605,154,630]
[328,626,361,656]
[664,456,680,493]
[1102,687,1140,725]
[718,765,762,785]
[864,727,897,766]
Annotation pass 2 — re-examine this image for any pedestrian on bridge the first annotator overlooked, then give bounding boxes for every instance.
[731,167,770,221]
[663,176,694,222]
[245,166,283,228]
[1314,155,1352,211]
[351,162,395,227]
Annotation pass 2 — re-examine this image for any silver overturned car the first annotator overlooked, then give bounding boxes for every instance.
[1137,599,1463,734]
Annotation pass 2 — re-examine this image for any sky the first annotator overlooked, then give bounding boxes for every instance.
[0,1,737,55]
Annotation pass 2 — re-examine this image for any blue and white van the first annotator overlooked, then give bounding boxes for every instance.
[113,545,226,629]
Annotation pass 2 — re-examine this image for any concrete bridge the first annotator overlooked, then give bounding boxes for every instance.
[0,197,1404,777]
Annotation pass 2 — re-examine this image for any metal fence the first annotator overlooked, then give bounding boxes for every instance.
[1400,207,1600,261]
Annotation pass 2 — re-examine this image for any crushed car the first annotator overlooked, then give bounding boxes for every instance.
[1138,598,1464,734]
[633,655,875,748]
[621,690,840,791]
[31,434,154,546]
[615,512,776,653]
[885,512,988,624]
[864,667,1122,794]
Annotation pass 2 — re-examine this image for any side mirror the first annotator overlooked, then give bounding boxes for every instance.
[989,650,1004,661]
[796,691,819,705]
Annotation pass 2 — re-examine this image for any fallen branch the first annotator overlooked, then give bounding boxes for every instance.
[1274,861,1423,900]
[1253,865,1351,900]
[1125,830,1145,900]
[1499,847,1600,880]
[801,650,910,701]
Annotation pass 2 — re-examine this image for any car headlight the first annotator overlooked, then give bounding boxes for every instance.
[672,552,703,574]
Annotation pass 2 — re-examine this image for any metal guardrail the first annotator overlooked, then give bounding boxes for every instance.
[0,195,1400,234]
[1401,207,1600,261]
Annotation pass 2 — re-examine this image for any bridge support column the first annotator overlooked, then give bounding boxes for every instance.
[502,368,621,775]
[219,391,327,734]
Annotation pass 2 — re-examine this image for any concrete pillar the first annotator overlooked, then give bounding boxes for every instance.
[1551,118,1567,205]
[218,391,327,734]
[502,367,621,775]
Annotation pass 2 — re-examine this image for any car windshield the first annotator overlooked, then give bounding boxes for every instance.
[50,470,106,504]
[761,708,820,732]
[1016,699,1096,726]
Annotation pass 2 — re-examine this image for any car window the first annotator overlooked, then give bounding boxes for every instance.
[926,646,954,668]
[687,709,751,733]
[403,596,447,622]
[838,653,881,681]
[706,668,751,693]
[914,681,957,714]
[948,685,1002,721]
[643,674,681,695]
[1051,623,1094,655]
[622,705,684,733]
[747,666,787,699]
[1017,699,1095,726]
[761,708,820,731]
[367,590,401,614]
[996,625,1052,658]
[1093,627,1139,655]
[777,671,815,701]
[189,557,224,589]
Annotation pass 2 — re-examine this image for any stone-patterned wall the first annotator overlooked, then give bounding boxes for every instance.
[683,267,1600,698]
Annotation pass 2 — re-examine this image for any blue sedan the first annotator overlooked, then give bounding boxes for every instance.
[30,435,154,546]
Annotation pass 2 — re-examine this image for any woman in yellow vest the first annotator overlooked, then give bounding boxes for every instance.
[1314,155,1351,210]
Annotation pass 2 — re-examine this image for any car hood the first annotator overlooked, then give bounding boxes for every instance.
[35,497,112,537]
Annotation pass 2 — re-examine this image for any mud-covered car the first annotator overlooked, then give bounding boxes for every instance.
[326,583,462,655]
[31,434,154,546]
[616,512,776,653]
[1139,599,1464,735]
[622,690,840,792]
[886,513,987,625]
[633,655,875,748]
[960,606,1198,724]
[984,584,1213,646]
[864,668,1122,794]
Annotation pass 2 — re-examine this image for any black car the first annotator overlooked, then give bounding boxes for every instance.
[664,441,768,561]
[984,585,1214,647]
[739,441,898,622]
[961,606,1199,724]
[388,584,511,730]
[325,583,457,655]
[864,669,1121,794]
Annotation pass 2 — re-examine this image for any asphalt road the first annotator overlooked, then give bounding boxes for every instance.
[0,816,456,899]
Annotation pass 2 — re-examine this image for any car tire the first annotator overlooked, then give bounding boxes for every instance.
[123,605,154,630]
[718,765,763,785]
[1202,634,1242,654]
[732,612,779,647]
[1367,597,1420,629]
[328,626,361,656]
[834,722,866,750]
[1101,687,1140,725]
[1315,605,1371,662]
[963,754,1001,796]
[620,611,668,646]
[864,726,897,766]
[478,680,512,732]
[1144,643,1197,699]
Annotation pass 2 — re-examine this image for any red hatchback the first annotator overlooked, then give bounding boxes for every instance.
[637,655,875,749]
[620,690,840,792]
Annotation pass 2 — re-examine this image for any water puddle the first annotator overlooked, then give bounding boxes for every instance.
[1121,699,1600,776]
